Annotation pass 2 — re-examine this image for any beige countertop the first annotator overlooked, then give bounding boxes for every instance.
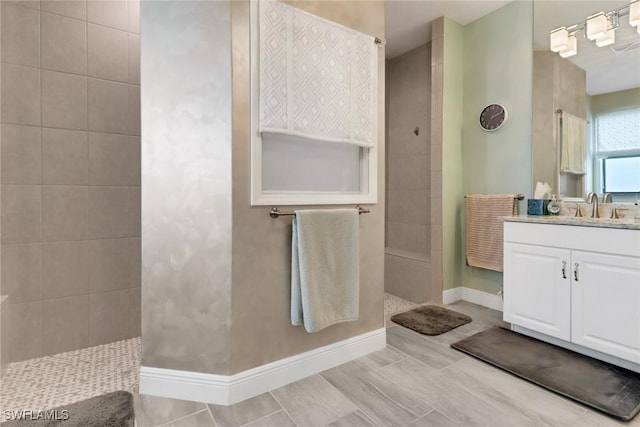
[503,215,640,231]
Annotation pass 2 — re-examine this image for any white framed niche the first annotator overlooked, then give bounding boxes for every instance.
[249,0,378,206]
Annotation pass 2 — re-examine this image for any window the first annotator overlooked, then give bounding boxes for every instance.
[602,155,640,193]
[595,107,640,194]
[249,1,378,206]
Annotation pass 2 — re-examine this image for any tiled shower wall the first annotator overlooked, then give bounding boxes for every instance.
[384,44,432,303]
[0,0,141,363]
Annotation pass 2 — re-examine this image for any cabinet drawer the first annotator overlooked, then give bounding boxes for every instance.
[504,222,640,258]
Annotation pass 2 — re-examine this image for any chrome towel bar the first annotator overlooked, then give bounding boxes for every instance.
[270,206,371,219]
[464,194,524,200]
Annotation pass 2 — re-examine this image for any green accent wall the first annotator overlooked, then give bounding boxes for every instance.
[591,87,640,115]
[447,1,533,293]
[442,18,465,291]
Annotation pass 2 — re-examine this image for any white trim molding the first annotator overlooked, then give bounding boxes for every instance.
[139,328,386,406]
[443,287,503,311]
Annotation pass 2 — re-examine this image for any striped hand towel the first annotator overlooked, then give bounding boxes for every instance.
[465,194,518,272]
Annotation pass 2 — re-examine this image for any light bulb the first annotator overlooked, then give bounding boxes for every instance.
[630,0,640,27]
[596,29,615,47]
[559,35,577,58]
[586,12,609,40]
[550,27,569,52]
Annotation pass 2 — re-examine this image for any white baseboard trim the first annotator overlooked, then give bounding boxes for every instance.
[442,287,463,305]
[443,287,503,311]
[139,327,386,406]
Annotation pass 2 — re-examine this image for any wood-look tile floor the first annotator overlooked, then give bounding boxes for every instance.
[134,300,640,427]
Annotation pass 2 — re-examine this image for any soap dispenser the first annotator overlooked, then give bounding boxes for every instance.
[547,194,561,215]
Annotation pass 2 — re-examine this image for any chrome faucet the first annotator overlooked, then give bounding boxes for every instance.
[603,193,613,203]
[586,192,599,218]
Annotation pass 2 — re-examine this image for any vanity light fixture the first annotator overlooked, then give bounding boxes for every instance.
[549,2,640,57]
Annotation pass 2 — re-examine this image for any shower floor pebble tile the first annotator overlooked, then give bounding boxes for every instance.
[0,337,140,413]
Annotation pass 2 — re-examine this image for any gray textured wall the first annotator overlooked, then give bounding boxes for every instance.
[141,1,233,374]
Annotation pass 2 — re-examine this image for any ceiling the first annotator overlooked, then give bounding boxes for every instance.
[385,0,640,95]
[384,0,511,59]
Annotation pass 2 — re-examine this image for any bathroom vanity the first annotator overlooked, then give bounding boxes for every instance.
[502,216,640,372]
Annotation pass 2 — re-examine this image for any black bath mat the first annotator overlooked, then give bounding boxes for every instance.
[2,390,134,426]
[451,327,640,421]
[391,305,472,336]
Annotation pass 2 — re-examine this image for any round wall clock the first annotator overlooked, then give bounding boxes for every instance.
[479,104,508,131]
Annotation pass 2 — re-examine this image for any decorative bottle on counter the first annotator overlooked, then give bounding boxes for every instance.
[547,194,561,215]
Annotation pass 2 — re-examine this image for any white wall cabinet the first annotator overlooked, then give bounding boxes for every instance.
[504,221,640,366]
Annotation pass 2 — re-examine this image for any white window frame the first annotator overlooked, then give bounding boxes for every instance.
[249,1,378,206]
[593,107,640,194]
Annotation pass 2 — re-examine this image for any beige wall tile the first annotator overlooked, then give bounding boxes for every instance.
[129,84,140,136]
[88,23,129,82]
[4,1,40,9]
[41,0,87,20]
[41,12,87,75]
[1,124,42,184]
[43,241,90,299]
[42,128,88,185]
[7,300,43,362]
[129,34,140,84]
[42,70,88,130]
[88,186,131,238]
[42,186,89,242]
[384,254,430,303]
[1,2,39,68]
[131,237,141,288]
[89,238,132,293]
[387,222,429,256]
[130,187,141,237]
[43,295,89,356]
[87,0,128,31]
[387,189,429,226]
[88,78,129,134]
[1,64,41,126]
[388,155,429,191]
[1,185,42,244]
[130,136,141,186]
[1,244,42,304]
[89,289,129,346]
[129,287,141,337]
[128,0,139,34]
[88,132,136,185]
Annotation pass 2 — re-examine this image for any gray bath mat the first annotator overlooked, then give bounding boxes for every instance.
[451,327,640,421]
[2,391,134,426]
[391,305,472,335]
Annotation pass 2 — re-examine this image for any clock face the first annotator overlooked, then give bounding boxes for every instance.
[479,104,508,131]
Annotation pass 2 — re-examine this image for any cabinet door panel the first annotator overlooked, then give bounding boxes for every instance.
[571,251,640,363]
[504,243,571,340]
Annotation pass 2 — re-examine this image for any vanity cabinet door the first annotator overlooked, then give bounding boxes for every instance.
[504,243,571,340]
[571,251,640,364]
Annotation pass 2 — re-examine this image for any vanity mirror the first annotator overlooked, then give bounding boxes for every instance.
[532,0,640,202]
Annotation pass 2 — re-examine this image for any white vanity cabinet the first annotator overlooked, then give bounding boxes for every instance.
[570,250,640,363]
[503,220,640,367]
[503,243,571,340]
